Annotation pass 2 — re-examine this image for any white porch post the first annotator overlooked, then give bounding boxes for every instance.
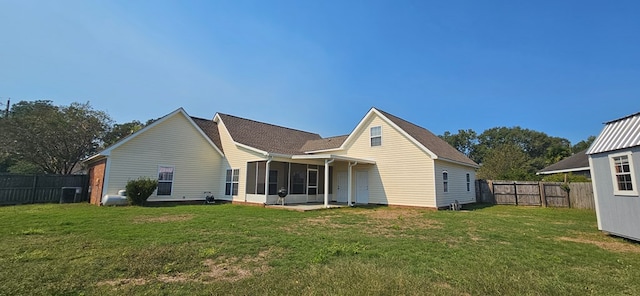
[265,157,272,202]
[348,161,357,206]
[324,159,334,208]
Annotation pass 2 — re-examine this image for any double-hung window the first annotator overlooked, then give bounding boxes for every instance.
[226,169,239,196]
[610,153,638,196]
[466,173,471,192]
[370,126,382,147]
[443,171,449,193]
[157,166,174,196]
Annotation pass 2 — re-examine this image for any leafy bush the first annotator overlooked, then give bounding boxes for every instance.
[541,173,591,183]
[125,177,158,206]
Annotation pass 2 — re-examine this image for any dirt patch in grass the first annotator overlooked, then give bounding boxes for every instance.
[302,215,349,228]
[558,233,640,254]
[354,208,426,220]
[97,278,147,287]
[98,249,274,287]
[202,249,272,282]
[353,208,442,238]
[132,214,194,223]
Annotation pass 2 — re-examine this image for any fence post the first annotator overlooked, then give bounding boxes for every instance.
[490,180,495,204]
[539,182,547,207]
[30,175,38,204]
[513,182,518,206]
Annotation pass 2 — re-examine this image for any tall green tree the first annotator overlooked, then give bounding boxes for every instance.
[572,136,596,153]
[440,129,477,157]
[477,143,534,180]
[102,120,145,148]
[441,126,574,180]
[0,100,111,174]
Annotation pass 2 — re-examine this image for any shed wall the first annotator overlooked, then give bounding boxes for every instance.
[590,146,640,241]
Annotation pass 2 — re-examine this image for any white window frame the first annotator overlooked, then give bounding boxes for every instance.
[370,126,382,147]
[466,173,471,192]
[225,168,240,196]
[609,152,638,196]
[443,171,449,193]
[157,166,175,196]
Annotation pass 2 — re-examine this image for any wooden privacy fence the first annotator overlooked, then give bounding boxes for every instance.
[0,174,89,206]
[476,180,595,210]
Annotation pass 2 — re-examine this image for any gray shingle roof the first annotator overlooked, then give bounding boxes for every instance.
[375,108,479,167]
[217,113,322,155]
[191,117,223,153]
[587,112,640,155]
[300,135,348,152]
[537,149,589,174]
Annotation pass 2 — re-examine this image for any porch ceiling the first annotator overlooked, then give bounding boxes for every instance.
[290,154,376,165]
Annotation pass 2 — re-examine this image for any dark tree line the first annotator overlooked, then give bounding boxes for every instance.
[440,128,596,181]
[0,100,150,174]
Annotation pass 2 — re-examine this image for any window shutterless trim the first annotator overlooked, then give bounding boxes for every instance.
[225,168,240,196]
[609,152,638,196]
[157,165,175,196]
[370,126,382,147]
[443,170,448,193]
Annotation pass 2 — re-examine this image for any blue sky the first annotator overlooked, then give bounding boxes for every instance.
[1,0,639,145]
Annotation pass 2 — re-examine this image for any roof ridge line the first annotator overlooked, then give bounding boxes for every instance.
[218,112,321,136]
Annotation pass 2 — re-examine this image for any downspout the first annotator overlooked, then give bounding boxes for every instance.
[348,161,358,206]
[265,156,272,204]
[101,157,112,205]
[324,158,335,208]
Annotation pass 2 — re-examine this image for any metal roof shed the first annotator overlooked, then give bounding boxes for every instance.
[587,112,640,241]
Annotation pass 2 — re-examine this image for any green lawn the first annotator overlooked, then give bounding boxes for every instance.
[0,203,638,295]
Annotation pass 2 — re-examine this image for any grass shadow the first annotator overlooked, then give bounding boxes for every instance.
[461,202,495,211]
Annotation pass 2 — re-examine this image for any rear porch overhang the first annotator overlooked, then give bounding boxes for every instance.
[291,154,376,165]
[246,153,375,208]
[292,154,375,208]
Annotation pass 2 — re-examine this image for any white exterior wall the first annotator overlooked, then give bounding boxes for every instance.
[434,160,476,208]
[216,118,267,202]
[106,113,222,202]
[336,115,437,207]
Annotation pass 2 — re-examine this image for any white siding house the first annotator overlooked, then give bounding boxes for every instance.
[86,107,478,209]
[587,112,640,241]
[85,109,224,203]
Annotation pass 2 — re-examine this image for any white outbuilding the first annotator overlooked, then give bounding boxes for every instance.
[587,112,640,241]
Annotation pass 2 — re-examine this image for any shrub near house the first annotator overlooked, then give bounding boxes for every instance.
[125,177,158,206]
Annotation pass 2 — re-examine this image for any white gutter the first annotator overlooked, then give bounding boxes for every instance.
[536,167,590,175]
[348,161,358,206]
[324,158,335,208]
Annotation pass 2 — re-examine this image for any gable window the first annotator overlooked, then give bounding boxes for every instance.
[157,166,174,196]
[466,173,471,192]
[225,169,239,196]
[370,126,382,147]
[443,171,448,193]
[610,153,637,196]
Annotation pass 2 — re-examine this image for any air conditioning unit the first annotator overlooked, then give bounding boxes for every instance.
[60,187,82,203]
